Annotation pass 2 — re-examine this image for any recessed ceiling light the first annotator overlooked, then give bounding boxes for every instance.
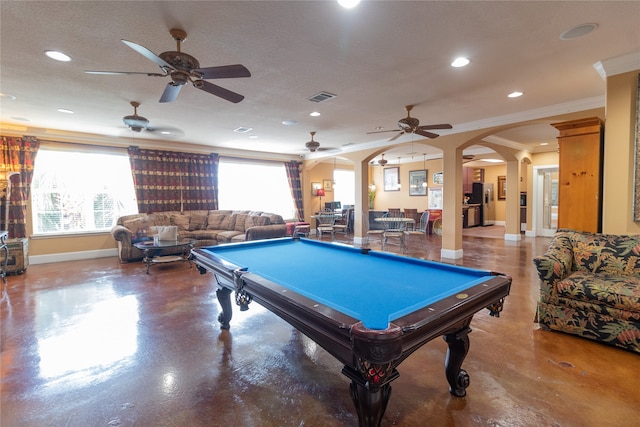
[0,93,16,100]
[310,112,321,117]
[451,57,470,68]
[540,142,549,146]
[508,91,523,98]
[57,108,74,114]
[10,117,30,122]
[160,131,171,135]
[483,159,504,163]
[249,135,258,139]
[282,120,298,126]
[45,50,71,62]
[338,0,361,9]
[560,23,598,40]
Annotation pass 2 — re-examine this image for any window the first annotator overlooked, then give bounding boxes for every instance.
[333,169,355,207]
[31,148,137,234]
[218,159,295,219]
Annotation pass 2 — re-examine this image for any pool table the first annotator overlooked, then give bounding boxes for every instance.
[191,238,511,426]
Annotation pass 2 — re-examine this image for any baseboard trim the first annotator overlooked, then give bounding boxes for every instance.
[504,233,522,241]
[30,248,118,265]
[441,248,463,259]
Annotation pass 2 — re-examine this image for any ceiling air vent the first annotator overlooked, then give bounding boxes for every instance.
[307,91,337,103]
[233,126,253,133]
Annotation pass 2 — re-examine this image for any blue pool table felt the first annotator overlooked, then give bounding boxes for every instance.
[203,239,493,330]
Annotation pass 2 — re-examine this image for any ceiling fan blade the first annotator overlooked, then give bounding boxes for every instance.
[121,39,174,70]
[366,130,400,135]
[195,64,251,79]
[85,70,167,77]
[418,124,453,130]
[193,80,244,103]
[415,129,440,139]
[389,131,404,142]
[159,82,183,103]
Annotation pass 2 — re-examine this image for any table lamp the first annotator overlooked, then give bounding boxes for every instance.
[316,188,325,212]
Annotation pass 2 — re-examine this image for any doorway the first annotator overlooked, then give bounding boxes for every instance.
[533,166,558,237]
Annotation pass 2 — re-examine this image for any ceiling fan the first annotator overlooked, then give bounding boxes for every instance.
[368,105,452,142]
[304,131,336,153]
[86,28,251,103]
[122,101,182,136]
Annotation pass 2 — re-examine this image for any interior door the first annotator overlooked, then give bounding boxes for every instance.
[534,167,558,237]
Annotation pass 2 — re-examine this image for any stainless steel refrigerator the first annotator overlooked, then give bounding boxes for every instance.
[472,182,495,226]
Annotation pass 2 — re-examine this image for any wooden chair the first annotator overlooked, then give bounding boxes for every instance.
[404,211,430,250]
[316,209,336,240]
[403,208,419,230]
[388,208,402,217]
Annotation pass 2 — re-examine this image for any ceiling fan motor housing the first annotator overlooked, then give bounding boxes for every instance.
[398,117,419,131]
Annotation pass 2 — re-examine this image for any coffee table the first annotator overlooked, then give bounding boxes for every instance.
[133,238,196,274]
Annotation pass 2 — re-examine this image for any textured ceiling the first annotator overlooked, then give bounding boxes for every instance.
[1,1,638,162]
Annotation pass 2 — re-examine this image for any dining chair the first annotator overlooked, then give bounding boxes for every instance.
[334,208,351,235]
[404,211,430,251]
[383,215,406,251]
[388,208,402,218]
[403,208,419,230]
[316,209,336,240]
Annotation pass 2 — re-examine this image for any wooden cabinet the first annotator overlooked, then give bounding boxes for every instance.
[462,168,484,194]
[552,117,604,233]
[6,238,28,274]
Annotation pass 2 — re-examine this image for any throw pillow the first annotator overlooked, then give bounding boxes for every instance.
[220,214,236,231]
[189,213,208,231]
[171,214,190,232]
[245,215,270,229]
[234,214,249,232]
[207,214,227,230]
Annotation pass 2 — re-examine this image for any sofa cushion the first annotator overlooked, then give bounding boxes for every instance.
[189,213,208,231]
[234,214,249,232]
[262,213,284,225]
[216,230,244,243]
[220,215,236,231]
[207,214,227,230]
[123,217,152,235]
[557,271,640,313]
[246,215,270,229]
[570,232,640,277]
[171,214,190,231]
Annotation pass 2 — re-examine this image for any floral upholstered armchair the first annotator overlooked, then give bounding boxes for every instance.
[533,230,640,353]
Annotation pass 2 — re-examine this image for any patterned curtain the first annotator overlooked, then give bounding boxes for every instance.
[127,147,218,213]
[284,161,304,220]
[1,136,40,238]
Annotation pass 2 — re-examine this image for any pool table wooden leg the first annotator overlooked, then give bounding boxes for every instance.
[443,326,472,397]
[343,365,399,427]
[216,287,233,330]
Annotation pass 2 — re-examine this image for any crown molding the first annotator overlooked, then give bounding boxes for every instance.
[593,51,640,79]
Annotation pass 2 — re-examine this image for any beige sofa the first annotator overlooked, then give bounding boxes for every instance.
[111,210,287,263]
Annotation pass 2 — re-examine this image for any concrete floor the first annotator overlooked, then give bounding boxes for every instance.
[1,228,639,426]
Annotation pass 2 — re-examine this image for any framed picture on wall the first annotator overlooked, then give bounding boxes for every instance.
[428,188,443,209]
[433,171,444,185]
[311,182,322,196]
[409,170,427,196]
[384,167,400,191]
[323,179,333,192]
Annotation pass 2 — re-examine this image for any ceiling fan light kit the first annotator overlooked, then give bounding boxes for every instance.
[305,131,321,152]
